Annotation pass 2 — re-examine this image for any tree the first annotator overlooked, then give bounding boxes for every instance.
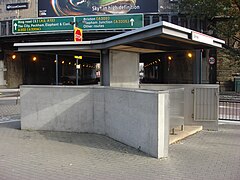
[177,0,240,49]
[177,0,240,87]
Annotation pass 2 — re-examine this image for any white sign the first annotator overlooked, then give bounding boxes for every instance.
[192,31,214,45]
[6,3,28,11]
[208,57,215,65]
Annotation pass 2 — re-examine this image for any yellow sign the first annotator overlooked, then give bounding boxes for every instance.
[74,56,82,59]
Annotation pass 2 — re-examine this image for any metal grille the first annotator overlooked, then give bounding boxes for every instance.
[219,99,240,121]
[193,88,219,121]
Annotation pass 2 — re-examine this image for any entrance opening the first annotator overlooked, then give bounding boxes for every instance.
[21,52,100,85]
[140,51,195,84]
[18,50,204,86]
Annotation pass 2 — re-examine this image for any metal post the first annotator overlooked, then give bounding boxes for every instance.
[187,18,191,28]
[17,10,20,19]
[194,50,202,84]
[197,17,200,31]
[76,59,79,85]
[209,49,217,84]
[178,16,181,26]
[6,21,9,36]
[55,54,58,85]
[100,49,110,86]
[200,50,203,84]
[0,22,2,36]
[149,15,153,25]
[159,15,162,22]
[168,15,172,23]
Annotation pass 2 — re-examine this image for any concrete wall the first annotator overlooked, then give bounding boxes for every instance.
[19,0,38,19]
[104,88,160,157]
[21,85,170,158]
[110,50,139,88]
[21,86,94,132]
[5,53,23,88]
[0,60,6,86]
[140,84,219,130]
[157,92,170,157]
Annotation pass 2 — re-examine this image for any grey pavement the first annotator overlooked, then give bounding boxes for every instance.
[0,102,240,179]
[0,122,239,179]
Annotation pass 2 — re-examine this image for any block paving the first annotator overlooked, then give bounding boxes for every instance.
[0,102,239,179]
[0,122,239,179]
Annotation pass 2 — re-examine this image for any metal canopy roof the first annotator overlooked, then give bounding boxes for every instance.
[14,21,225,53]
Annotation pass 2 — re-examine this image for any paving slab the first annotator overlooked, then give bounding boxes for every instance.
[0,123,239,180]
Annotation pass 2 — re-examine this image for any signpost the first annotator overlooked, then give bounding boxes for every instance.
[12,17,74,34]
[75,14,143,30]
[208,57,216,65]
[12,14,143,34]
[74,55,82,85]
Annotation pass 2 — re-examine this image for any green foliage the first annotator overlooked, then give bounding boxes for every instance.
[217,48,240,81]
[178,0,228,18]
[178,0,237,17]
[178,0,240,40]
[178,0,240,81]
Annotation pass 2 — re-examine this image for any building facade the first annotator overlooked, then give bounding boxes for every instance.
[0,0,37,20]
[0,0,216,87]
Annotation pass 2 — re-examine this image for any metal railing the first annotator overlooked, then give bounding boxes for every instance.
[219,99,240,121]
[0,89,20,104]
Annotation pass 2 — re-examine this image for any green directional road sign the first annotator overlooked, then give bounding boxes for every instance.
[75,14,143,31]
[12,17,74,34]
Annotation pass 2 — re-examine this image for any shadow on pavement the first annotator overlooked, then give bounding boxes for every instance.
[38,130,150,158]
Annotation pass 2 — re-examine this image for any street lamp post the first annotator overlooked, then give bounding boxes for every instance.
[76,58,79,85]
[56,54,58,85]
[74,56,82,85]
